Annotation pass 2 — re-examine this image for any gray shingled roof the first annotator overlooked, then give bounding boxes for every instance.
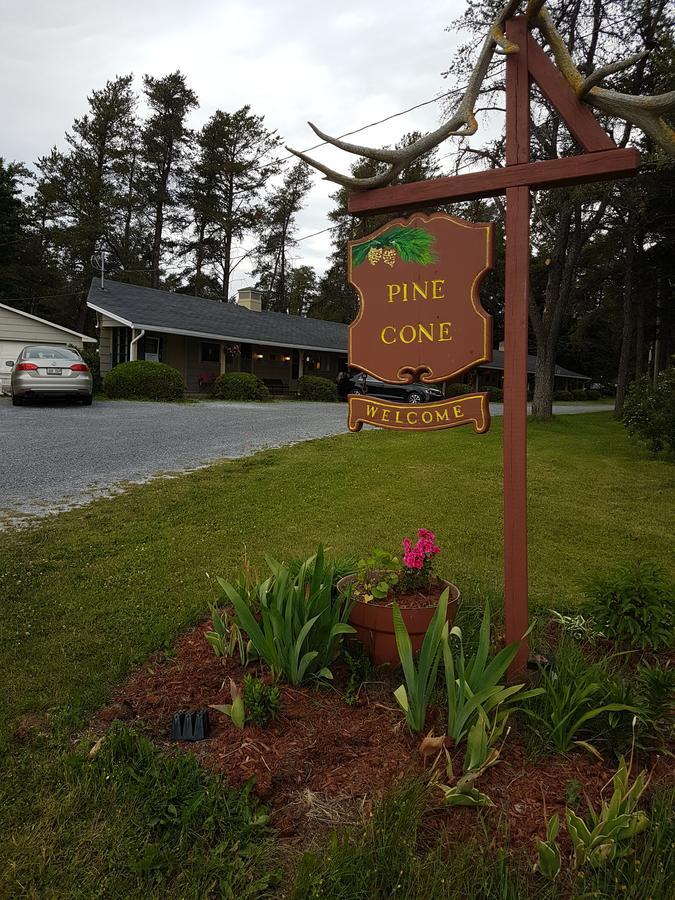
[87,279,349,353]
[87,279,588,379]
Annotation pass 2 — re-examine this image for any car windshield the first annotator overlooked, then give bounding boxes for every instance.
[23,346,80,361]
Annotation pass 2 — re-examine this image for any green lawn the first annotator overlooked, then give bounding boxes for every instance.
[1,412,673,896]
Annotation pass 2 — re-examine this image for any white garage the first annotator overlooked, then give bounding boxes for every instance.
[0,302,97,394]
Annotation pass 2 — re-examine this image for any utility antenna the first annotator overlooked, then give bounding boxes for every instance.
[92,237,113,290]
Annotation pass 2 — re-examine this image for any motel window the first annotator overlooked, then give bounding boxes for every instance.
[201,342,220,363]
[112,327,130,366]
[142,335,162,362]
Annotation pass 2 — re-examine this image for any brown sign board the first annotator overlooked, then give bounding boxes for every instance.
[348,393,490,433]
[347,212,494,385]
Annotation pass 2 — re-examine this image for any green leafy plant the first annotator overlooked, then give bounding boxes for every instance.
[444,603,541,745]
[585,559,674,651]
[204,602,247,664]
[548,609,604,643]
[535,758,650,879]
[211,678,245,729]
[567,757,650,868]
[351,225,437,268]
[521,645,637,754]
[343,644,373,706]
[352,549,400,602]
[535,813,562,879]
[637,661,675,747]
[243,675,281,727]
[565,779,583,809]
[436,713,503,809]
[392,588,449,732]
[219,547,355,685]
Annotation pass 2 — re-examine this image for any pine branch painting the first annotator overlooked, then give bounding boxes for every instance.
[351,226,437,268]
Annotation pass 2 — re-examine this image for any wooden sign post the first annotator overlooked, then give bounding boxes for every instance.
[345,15,640,677]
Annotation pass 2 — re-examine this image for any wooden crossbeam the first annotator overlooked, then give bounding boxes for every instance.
[526,35,616,153]
[347,148,640,215]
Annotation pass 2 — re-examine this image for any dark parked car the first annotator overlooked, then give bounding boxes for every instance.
[347,373,444,404]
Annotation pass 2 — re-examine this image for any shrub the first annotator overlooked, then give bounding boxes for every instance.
[243,675,281,726]
[586,389,601,400]
[585,560,674,651]
[103,360,185,401]
[487,386,504,401]
[211,371,270,401]
[553,389,573,401]
[79,345,102,392]
[571,389,588,401]
[622,367,675,454]
[446,381,473,395]
[297,375,337,402]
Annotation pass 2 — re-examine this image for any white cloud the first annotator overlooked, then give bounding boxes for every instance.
[2,0,474,284]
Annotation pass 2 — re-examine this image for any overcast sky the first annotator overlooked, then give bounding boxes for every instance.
[2,0,481,290]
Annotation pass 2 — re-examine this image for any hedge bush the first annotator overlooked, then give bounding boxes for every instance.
[212,372,270,401]
[297,375,337,402]
[103,360,185,401]
[622,367,675,454]
[445,382,473,395]
[487,387,504,401]
[553,389,573,401]
[80,345,102,393]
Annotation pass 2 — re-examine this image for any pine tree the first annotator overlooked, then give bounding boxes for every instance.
[253,162,312,311]
[179,106,280,298]
[35,74,138,328]
[140,71,198,289]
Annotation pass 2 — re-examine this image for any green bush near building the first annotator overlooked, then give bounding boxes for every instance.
[211,371,270,401]
[297,375,337,402]
[487,386,504,401]
[446,381,473,395]
[622,366,675,454]
[553,389,573,401]
[103,360,185,401]
[80,345,102,393]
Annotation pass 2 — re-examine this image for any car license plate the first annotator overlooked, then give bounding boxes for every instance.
[46,367,62,375]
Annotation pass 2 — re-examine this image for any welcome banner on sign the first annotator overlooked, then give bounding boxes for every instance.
[347,393,490,434]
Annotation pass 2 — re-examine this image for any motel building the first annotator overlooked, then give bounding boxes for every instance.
[87,279,589,395]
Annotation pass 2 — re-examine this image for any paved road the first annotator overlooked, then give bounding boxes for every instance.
[0,397,612,526]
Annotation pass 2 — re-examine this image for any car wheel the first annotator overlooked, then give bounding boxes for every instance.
[351,388,364,395]
[11,394,23,406]
[81,394,93,406]
[408,391,424,404]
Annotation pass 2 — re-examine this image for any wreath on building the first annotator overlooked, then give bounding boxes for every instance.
[351,226,437,268]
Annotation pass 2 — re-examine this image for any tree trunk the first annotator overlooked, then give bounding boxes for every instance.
[531,208,573,419]
[615,216,636,416]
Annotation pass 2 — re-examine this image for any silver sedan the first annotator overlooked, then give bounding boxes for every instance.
[10,345,93,406]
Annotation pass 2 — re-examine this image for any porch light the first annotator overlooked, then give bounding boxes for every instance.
[254,353,264,359]
[283,355,291,362]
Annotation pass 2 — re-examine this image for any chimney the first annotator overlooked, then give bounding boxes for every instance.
[236,288,263,312]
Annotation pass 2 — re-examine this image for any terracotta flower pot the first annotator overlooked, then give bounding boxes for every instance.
[337,575,460,667]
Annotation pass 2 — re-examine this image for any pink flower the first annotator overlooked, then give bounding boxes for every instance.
[401,528,441,571]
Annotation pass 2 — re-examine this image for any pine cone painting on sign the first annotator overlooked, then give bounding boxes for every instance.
[351,226,437,269]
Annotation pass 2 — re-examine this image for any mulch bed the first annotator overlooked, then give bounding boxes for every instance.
[93,620,669,854]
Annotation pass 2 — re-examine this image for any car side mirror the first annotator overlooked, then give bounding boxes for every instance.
[5,360,13,367]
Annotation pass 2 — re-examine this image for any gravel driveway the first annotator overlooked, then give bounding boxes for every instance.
[0,397,612,526]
